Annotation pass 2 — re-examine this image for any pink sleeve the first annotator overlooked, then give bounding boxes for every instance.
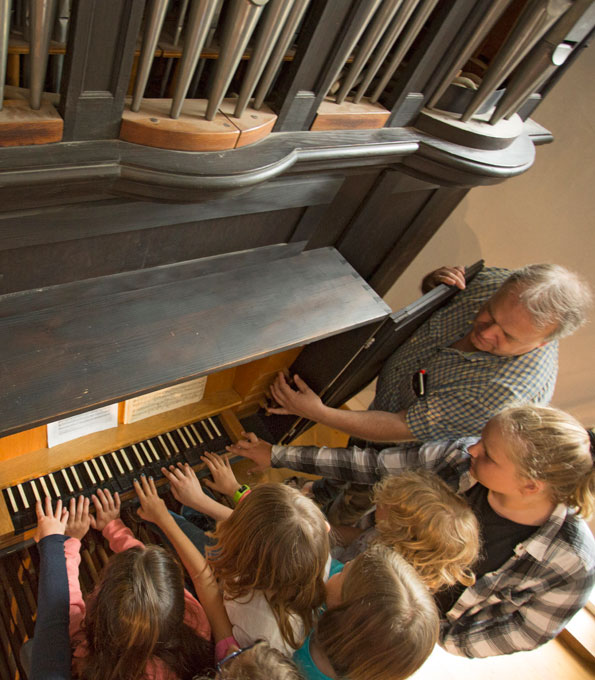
[215,636,240,662]
[64,537,86,638]
[183,589,211,641]
[101,519,144,552]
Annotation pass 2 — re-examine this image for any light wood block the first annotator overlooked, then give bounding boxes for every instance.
[120,98,240,151]
[218,98,277,148]
[120,98,277,151]
[0,99,63,147]
[311,97,390,131]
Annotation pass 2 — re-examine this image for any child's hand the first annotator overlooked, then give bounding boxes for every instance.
[201,452,240,497]
[162,463,211,511]
[65,495,91,540]
[134,475,168,524]
[34,497,69,542]
[226,431,273,470]
[90,488,121,531]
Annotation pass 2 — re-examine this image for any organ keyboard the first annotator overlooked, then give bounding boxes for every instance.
[0,411,240,548]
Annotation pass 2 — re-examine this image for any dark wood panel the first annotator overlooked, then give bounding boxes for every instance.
[0,207,305,294]
[337,170,435,280]
[59,0,145,141]
[0,248,390,436]
[0,176,343,251]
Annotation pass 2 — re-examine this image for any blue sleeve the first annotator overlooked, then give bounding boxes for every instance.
[31,535,71,680]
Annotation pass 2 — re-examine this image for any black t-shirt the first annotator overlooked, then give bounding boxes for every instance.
[434,484,538,615]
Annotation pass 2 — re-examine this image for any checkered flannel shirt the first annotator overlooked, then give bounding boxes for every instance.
[271,439,595,658]
[374,267,559,441]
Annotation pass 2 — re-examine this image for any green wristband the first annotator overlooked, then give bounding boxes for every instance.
[233,484,251,504]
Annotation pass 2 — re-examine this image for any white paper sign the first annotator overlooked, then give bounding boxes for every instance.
[47,404,119,447]
[123,377,207,424]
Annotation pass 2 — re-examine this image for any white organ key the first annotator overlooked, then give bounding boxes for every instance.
[120,449,134,472]
[29,480,41,503]
[131,445,144,467]
[139,442,152,464]
[61,469,74,494]
[70,466,83,491]
[83,461,97,486]
[39,476,51,499]
[49,473,60,497]
[201,419,213,439]
[158,435,172,458]
[183,426,196,447]
[6,487,18,513]
[100,456,113,479]
[147,440,160,461]
[91,458,104,482]
[112,452,125,475]
[208,417,222,437]
[176,428,189,448]
[190,423,203,444]
[17,483,29,509]
[166,432,179,454]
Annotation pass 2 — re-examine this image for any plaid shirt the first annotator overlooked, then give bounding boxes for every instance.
[374,268,559,441]
[271,441,595,658]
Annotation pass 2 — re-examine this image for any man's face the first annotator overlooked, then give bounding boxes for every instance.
[469,288,556,357]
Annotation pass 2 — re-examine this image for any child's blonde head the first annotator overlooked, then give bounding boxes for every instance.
[493,405,595,517]
[373,470,480,591]
[212,640,304,680]
[316,545,438,680]
[82,545,213,680]
[207,483,330,649]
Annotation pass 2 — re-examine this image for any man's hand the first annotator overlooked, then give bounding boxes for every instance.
[201,452,241,497]
[65,495,91,540]
[34,497,69,542]
[226,431,273,470]
[267,372,325,420]
[90,488,121,532]
[421,265,466,293]
[162,463,210,510]
[134,475,169,525]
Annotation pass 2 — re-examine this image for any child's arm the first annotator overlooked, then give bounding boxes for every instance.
[162,463,233,521]
[64,495,92,638]
[91,487,144,551]
[31,498,72,680]
[134,476,234,644]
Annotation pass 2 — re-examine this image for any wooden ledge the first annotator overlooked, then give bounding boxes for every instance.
[311,97,390,131]
[0,99,63,147]
[120,98,277,151]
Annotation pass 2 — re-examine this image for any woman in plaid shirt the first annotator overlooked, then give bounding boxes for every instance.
[229,405,595,658]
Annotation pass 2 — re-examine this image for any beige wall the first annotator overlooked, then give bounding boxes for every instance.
[384,45,595,426]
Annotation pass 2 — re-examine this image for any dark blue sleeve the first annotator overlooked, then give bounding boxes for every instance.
[31,534,71,680]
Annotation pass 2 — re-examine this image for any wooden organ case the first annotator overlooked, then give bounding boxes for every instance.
[0,0,593,676]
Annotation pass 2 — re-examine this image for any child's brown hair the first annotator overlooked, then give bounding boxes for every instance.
[207,483,330,649]
[80,545,213,680]
[373,470,480,592]
[316,545,438,680]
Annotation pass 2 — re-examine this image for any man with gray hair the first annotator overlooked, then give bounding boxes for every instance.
[268,263,591,517]
[269,263,591,450]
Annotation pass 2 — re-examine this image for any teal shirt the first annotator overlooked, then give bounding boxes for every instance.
[293,560,344,680]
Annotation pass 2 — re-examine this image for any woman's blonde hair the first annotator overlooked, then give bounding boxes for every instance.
[81,546,213,680]
[493,405,594,517]
[207,483,329,650]
[373,471,480,592]
[315,545,438,680]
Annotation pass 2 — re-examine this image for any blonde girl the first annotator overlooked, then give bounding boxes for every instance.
[293,544,439,680]
[333,470,480,592]
[162,462,330,655]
